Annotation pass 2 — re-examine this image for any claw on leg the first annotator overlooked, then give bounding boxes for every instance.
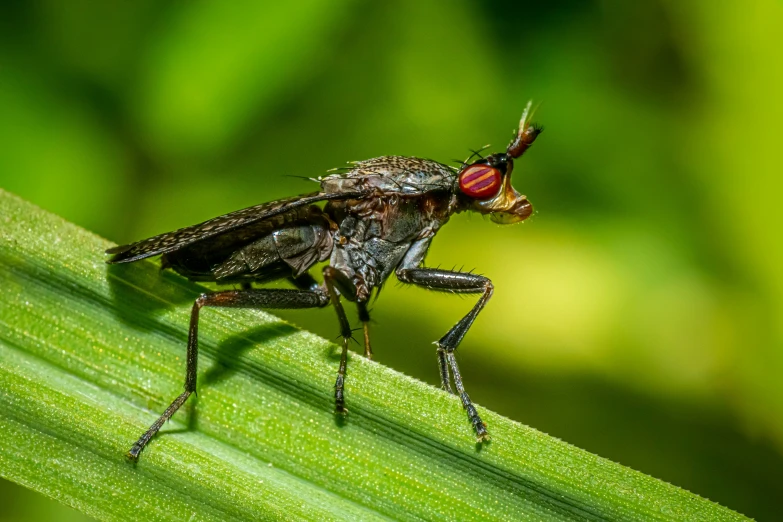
[446,352,490,442]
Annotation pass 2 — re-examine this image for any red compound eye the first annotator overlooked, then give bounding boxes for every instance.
[458,164,502,199]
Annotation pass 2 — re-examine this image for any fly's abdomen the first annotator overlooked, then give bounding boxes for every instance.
[212,218,333,281]
[161,208,334,283]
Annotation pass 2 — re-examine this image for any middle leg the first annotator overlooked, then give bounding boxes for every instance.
[322,266,366,413]
[293,270,371,407]
[357,301,373,360]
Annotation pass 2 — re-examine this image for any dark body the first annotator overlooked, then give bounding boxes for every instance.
[109,106,540,461]
[158,156,460,299]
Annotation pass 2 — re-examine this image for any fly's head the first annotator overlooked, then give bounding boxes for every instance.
[457,101,541,224]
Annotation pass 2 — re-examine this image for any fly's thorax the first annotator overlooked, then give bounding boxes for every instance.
[320,156,457,196]
[326,191,453,298]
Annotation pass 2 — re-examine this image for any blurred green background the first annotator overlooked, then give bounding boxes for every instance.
[1,1,781,520]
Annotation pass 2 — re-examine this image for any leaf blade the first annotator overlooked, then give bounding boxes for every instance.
[0,189,749,521]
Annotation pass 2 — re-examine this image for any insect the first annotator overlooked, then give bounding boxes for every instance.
[108,101,542,460]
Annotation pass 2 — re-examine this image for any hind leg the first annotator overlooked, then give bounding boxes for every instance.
[127,288,329,460]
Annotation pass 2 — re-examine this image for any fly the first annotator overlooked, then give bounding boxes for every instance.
[108,101,543,460]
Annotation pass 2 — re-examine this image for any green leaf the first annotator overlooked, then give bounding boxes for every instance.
[0,189,748,521]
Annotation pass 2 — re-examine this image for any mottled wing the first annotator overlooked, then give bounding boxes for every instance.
[106,191,365,264]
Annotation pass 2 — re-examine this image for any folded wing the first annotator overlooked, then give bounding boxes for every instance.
[106,191,366,264]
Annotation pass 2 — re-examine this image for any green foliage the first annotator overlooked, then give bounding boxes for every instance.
[0,190,750,520]
[1,2,782,519]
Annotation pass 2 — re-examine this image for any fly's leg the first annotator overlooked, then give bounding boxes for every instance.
[322,266,364,413]
[292,272,367,358]
[358,301,373,360]
[292,269,370,404]
[289,272,320,292]
[127,288,329,461]
[437,349,453,394]
[396,268,493,442]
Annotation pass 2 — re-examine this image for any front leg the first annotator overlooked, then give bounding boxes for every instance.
[396,268,493,442]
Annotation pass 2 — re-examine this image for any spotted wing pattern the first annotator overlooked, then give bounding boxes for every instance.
[106,191,365,264]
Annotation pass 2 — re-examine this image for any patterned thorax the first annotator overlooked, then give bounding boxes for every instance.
[320,156,457,196]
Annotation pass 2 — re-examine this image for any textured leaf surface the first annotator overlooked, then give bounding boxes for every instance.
[0,190,748,521]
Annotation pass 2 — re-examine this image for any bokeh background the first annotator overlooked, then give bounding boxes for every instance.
[1,1,781,520]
